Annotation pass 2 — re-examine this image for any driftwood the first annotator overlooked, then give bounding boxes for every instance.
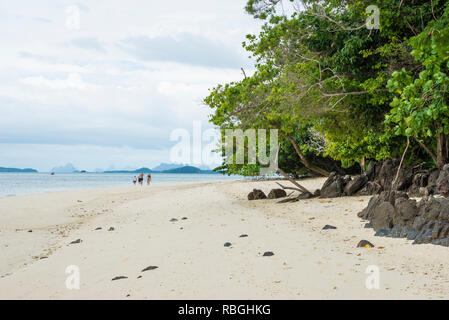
[273,143,312,194]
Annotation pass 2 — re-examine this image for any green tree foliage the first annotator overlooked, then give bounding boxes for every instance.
[205,0,449,176]
[386,4,449,168]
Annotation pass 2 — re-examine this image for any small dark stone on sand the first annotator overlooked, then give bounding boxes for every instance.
[137,276,142,279]
[108,227,115,231]
[322,225,337,230]
[94,227,102,230]
[357,240,375,248]
[239,234,248,238]
[224,242,232,247]
[263,251,274,257]
[182,217,188,220]
[28,230,33,233]
[70,239,82,244]
[170,218,178,222]
[142,266,159,272]
[364,222,373,228]
[112,276,128,281]
[40,256,48,260]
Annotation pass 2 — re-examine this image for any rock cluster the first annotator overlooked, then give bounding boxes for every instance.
[248,188,287,200]
[320,159,448,198]
[358,190,449,246]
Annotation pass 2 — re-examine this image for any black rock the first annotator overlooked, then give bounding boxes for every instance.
[322,225,337,230]
[344,174,368,196]
[70,239,82,244]
[28,230,33,233]
[142,266,158,272]
[263,251,274,257]
[170,218,178,222]
[94,227,102,230]
[320,172,345,198]
[239,234,248,238]
[267,189,287,199]
[224,242,232,247]
[182,217,188,220]
[357,240,375,248]
[364,222,373,228]
[371,201,395,231]
[374,227,391,237]
[112,276,128,281]
[248,189,267,200]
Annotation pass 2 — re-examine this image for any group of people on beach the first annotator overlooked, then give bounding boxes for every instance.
[133,173,151,186]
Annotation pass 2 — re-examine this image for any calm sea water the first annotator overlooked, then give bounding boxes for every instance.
[0,173,240,197]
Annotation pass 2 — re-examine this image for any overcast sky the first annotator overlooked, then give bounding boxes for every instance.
[0,0,260,172]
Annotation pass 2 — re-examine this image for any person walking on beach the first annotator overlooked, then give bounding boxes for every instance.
[133,176,137,185]
[138,173,144,186]
[147,173,151,185]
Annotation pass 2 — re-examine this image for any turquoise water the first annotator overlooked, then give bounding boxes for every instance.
[0,172,240,197]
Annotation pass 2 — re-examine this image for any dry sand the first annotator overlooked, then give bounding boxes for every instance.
[1,178,449,299]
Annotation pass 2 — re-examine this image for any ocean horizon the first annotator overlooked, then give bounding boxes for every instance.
[0,172,241,197]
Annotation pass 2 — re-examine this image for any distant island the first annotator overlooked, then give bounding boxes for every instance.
[103,167,153,174]
[161,166,215,174]
[0,167,38,173]
[104,166,216,174]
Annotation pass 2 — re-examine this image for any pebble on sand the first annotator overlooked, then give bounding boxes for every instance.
[239,234,248,238]
[357,240,375,248]
[94,227,102,230]
[112,276,128,281]
[224,242,232,247]
[108,227,115,231]
[322,225,337,230]
[142,266,158,272]
[263,251,274,257]
[170,218,178,222]
[70,239,82,244]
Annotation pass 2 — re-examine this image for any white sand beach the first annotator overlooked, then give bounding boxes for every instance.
[1,178,449,299]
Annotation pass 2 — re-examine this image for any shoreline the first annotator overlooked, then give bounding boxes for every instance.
[1,178,449,299]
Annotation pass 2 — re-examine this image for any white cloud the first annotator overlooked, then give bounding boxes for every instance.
[0,0,260,170]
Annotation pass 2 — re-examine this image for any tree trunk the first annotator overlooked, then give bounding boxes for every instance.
[283,133,330,177]
[436,132,449,169]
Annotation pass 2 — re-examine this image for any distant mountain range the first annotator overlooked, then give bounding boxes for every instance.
[103,167,153,174]
[152,163,186,171]
[104,166,216,174]
[0,162,216,174]
[0,167,38,173]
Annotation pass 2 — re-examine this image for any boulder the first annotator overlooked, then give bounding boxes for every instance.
[392,197,418,227]
[365,161,378,180]
[267,189,287,199]
[248,189,267,200]
[344,174,368,196]
[371,201,395,231]
[320,172,345,198]
[356,181,382,196]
